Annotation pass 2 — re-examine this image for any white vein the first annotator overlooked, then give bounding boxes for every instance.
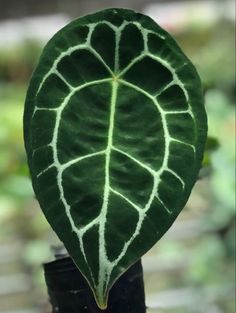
[36,164,55,178]
[32,143,52,158]
[86,23,96,45]
[154,80,176,98]
[114,27,121,74]
[97,80,118,302]
[112,146,157,176]
[166,168,185,189]
[155,193,172,214]
[118,51,196,120]
[32,107,58,118]
[36,44,86,95]
[110,187,142,213]
[36,46,112,97]
[164,109,191,115]
[60,150,105,172]
[170,138,196,152]
[116,46,195,120]
[55,69,74,90]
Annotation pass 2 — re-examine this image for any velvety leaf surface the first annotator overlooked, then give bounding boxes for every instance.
[24,8,207,309]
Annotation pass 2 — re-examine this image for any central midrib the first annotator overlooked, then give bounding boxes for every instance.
[97,79,119,302]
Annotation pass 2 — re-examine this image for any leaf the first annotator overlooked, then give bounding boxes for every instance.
[202,136,220,166]
[24,8,207,309]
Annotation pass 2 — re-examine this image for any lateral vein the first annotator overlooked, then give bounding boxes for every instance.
[61,150,106,172]
[110,187,142,213]
[112,146,156,176]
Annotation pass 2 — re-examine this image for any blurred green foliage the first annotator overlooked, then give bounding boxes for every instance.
[0,40,41,84]
[177,21,235,94]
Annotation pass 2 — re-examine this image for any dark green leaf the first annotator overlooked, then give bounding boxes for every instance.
[24,8,207,308]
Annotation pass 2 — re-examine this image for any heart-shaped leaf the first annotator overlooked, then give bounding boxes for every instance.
[24,8,207,309]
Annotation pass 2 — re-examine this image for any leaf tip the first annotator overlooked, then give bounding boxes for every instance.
[95,296,108,310]
[93,288,109,310]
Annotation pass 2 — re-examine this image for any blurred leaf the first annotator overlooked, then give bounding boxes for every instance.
[205,136,220,152]
[202,136,220,167]
[24,240,51,265]
[0,175,33,199]
[203,89,235,229]
[177,22,235,90]
[225,223,236,259]
[187,236,226,284]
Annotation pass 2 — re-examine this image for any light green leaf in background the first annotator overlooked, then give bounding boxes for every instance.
[24,8,207,308]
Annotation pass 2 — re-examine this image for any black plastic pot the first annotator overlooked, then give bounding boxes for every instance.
[44,256,146,313]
